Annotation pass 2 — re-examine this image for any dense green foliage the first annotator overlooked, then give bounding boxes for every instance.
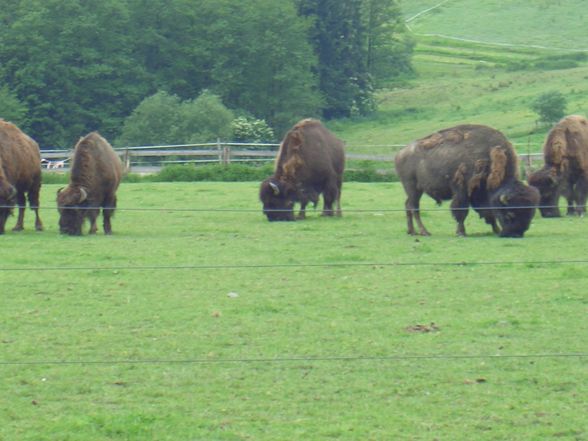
[116,91,234,146]
[1,182,586,439]
[0,85,28,124]
[0,0,410,147]
[530,91,567,125]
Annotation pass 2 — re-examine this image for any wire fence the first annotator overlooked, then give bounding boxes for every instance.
[0,203,571,213]
[1,352,586,367]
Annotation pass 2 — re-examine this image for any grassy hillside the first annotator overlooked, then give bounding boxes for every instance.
[332,0,588,158]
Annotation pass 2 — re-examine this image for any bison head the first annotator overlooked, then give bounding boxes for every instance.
[490,181,540,238]
[259,177,296,221]
[527,168,561,217]
[57,186,88,235]
[0,182,17,234]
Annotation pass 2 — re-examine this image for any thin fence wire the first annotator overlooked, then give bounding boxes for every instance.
[2,259,588,273]
[1,352,586,367]
[0,203,574,213]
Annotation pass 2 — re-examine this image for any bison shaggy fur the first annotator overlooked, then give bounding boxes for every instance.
[0,119,43,234]
[395,124,539,237]
[528,115,588,217]
[260,119,345,221]
[57,132,122,235]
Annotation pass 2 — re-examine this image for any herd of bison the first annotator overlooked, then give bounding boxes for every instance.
[1,116,587,237]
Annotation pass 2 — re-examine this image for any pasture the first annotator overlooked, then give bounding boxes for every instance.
[1,182,586,440]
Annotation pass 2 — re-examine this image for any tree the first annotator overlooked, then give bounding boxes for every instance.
[298,0,374,119]
[0,0,150,146]
[176,91,234,143]
[531,91,567,125]
[0,85,28,126]
[363,0,414,84]
[117,90,234,146]
[116,91,183,147]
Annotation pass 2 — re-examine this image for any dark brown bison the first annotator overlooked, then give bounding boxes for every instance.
[395,124,539,237]
[57,132,122,235]
[0,119,43,234]
[260,119,345,221]
[527,115,588,217]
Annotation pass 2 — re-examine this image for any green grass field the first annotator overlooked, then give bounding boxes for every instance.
[1,182,586,440]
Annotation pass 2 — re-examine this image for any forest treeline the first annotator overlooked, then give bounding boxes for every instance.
[0,0,413,147]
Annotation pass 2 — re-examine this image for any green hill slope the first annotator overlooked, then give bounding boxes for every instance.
[333,0,588,156]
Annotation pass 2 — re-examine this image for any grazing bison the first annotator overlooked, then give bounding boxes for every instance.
[259,119,345,221]
[395,124,539,237]
[527,115,588,217]
[57,132,122,235]
[0,119,43,234]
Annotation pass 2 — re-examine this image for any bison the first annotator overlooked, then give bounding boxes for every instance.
[259,119,345,221]
[57,132,122,235]
[0,119,43,234]
[527,115,588,217]
[395,124,539,237]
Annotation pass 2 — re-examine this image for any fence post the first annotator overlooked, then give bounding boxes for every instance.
[223,144,231,165]
[217,138,222,164]
[124,148,130,173]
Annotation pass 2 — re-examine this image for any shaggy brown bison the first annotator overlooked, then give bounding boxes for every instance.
[57,132,122,235]
[527,115,588,217]
[395,124,539,237]
[260,119,345,221]
[0,119,43,234]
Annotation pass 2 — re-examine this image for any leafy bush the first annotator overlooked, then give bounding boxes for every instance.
[149,162,396,183]
[530,91,567,125]
[231,116,275,143]
[151,164,274,182]
[117,90,234,147]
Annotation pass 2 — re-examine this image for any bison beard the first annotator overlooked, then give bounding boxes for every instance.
[57,132,122,235]
[260,119,344,221]
[528,115,588,218]
[395,124,539,237]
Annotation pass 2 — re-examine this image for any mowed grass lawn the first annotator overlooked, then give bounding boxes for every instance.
[1,182,586,440]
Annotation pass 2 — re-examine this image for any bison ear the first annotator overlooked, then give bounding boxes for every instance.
[269,181,280,196]
[79,187,88,203]
[499,194,509,205]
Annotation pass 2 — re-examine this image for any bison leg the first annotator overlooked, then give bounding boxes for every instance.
[321,179,339,217]
[404,188,430,236]
[12,191,26,231]
[573,177,587,216]
[28,185,43,231]
[103,196,117,234]
[297,201,308,220]
[335,176,343,217]
[450,195,469,237]
[88,209,100,234]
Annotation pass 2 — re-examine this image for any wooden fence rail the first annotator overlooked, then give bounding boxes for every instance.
[40,141,544,174]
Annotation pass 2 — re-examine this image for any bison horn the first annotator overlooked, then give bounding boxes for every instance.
[499,194,509,205]
[269,181,280,196]
[9,186,17,199]
[79,187,88,203]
